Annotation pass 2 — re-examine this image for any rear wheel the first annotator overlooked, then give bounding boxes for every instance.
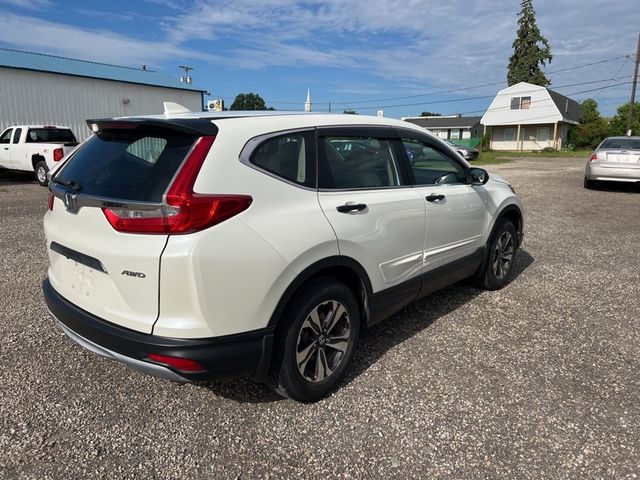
[269,280,360,402]
[583,177,597,189]
[35,160,49,186]
[477,219,517,290]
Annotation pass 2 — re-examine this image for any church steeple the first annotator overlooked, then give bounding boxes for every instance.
[304,89,312,112]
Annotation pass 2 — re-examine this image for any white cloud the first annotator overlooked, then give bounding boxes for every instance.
[0,0,638,114]
[0,14,221,67]
[0,0,52,10]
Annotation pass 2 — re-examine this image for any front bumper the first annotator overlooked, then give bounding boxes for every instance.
[43,278,274,382]
[586,163,640,182]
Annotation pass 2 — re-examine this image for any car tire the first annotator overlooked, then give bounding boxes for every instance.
[584,177,597,189]
[269,279,360,402]
[35,160,49,187]
[477,219,518,290]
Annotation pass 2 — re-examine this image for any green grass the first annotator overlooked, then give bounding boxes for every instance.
[474,149,591,166]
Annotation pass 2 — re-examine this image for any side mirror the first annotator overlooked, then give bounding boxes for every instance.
[469,167,489,186]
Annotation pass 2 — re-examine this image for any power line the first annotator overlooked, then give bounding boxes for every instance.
[452,81,634,118]
[264,54,630,107]
[349,77,634,111]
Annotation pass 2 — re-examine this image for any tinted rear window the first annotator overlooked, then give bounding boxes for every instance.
[26,128,77,143]
[53,128,197,202]
[600,138,640,150]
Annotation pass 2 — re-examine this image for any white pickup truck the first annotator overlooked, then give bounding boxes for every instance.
[0,125,79,186]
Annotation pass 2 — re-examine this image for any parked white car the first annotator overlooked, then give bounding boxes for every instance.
[0,125,78,185]
[43,107,524,402]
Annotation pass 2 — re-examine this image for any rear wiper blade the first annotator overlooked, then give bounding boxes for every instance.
[53,178,83,192]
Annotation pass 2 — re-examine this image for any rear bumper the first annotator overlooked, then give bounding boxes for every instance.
[586,163,640,182]
[43,278,274,382]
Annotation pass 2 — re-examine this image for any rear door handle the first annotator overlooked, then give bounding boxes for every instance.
[426,194,445,202]
[336,203,367,213]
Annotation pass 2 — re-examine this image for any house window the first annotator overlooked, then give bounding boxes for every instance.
[504,128,516,141]
[510,96,532,110]
[450,129,460,140]
[536,127,550,142]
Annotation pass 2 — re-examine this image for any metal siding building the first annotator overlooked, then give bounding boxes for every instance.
[0,49,206,141]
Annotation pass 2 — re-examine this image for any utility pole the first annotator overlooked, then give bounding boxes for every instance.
[626,33,640,136]
[179,65,193,84]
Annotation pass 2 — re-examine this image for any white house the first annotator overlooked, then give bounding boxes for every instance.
[481,82,580,151]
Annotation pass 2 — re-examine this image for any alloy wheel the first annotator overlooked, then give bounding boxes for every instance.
[492,231,514,279]
[295,300,351,383]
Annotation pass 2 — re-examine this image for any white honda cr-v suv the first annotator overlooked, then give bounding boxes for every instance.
[43,105,523,402]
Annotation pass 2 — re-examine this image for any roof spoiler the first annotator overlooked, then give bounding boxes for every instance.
[85,118,218,136]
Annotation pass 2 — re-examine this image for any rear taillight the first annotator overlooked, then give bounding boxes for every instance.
[48,193,54,211]
[147,353,206,373]
[53,148,64,162]
[102,136,252,234]
[590,153,598,162]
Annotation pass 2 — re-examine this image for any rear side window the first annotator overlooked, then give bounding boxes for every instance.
[249,132,316,188]
[319,136,402,189]
[26,128,77,144]
[53,128,196,202]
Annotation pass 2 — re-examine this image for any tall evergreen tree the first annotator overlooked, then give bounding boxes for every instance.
[507,0,552,86]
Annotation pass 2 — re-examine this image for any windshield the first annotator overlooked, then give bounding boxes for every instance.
[26,128,77,143]
[53,127,197,202]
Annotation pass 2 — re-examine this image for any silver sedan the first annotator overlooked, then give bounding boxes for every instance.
[585,136,640,188]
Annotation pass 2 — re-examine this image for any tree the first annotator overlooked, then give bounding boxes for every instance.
[568,99,608,149]
[343,109,358,115]
[420,111,441,117]
[507,0,552,87]
[230,92,270,110]
[608,102,640,137]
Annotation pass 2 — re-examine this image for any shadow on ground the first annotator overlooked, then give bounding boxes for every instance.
[586,180,640,193]
[0,169,37,186]
[199,249,535,403]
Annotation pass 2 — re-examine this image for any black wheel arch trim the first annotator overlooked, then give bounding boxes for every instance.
[267,255,373,329]
[477,204,524,276]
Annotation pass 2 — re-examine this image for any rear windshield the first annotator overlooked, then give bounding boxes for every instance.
[26,128,77,144]
[600,138,640,150]
[53,128,197,202]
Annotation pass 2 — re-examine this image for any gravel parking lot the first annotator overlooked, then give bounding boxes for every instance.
[1,157,639,479]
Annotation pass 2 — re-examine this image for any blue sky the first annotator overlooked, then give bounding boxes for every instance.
[0,0,638,118]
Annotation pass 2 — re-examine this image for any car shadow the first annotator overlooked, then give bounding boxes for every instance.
[0,169,37,186]
[198,248,534,403]
[588,181,640,193]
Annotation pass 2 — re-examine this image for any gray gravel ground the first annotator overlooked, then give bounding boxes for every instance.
[1,157,639,479]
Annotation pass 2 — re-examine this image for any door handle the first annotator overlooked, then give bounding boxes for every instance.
[3,147,8,150]
[336,203,367,213]
[426,194,445,202]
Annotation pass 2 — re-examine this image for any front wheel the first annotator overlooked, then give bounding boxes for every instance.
[35,161,49,187]
[269,280,360,402]
[477,219,518,290]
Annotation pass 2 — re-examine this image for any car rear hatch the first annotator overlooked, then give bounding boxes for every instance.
[44,118,220,334]
[597,139,640,169]
[600,149,640,168]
